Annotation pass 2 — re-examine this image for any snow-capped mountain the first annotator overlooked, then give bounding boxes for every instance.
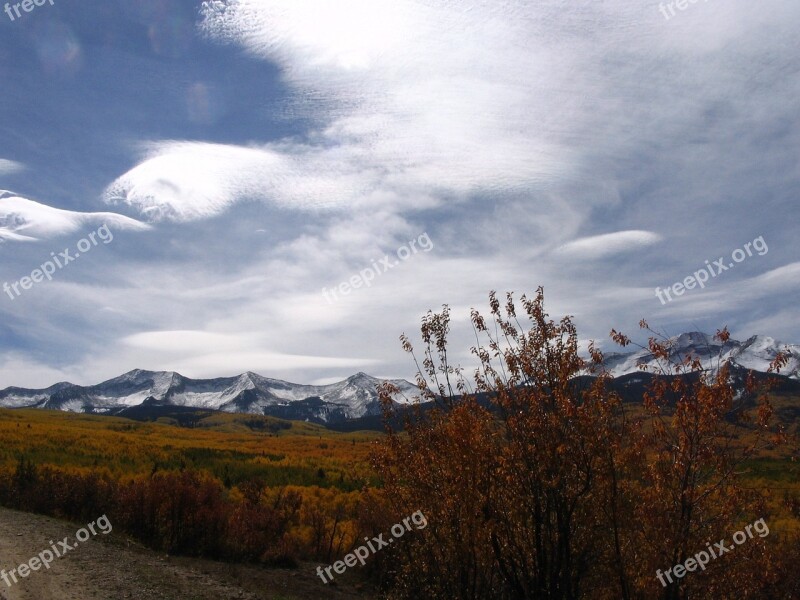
[1,333,796,425]
[598,333,800,379]
[0,370,419,424]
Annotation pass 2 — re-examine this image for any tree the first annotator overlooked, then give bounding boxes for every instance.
[609,323,787,599]
[372,289,792,599]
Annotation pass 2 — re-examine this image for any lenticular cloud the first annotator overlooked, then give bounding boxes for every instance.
[0,190,149,242]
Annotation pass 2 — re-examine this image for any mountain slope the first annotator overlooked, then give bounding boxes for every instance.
[0,371,418,424]
[598,333,800,379]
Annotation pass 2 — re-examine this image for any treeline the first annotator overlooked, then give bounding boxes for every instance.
[0,458,381,567]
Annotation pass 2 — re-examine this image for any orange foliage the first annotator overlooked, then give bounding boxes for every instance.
[372,289,800,599]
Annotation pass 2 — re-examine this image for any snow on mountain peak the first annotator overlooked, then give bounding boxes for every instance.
[598,332,799,379]
[669,331,715,347]
[729,335,800,377]
[0,370,418,423]
[1,333,797,423]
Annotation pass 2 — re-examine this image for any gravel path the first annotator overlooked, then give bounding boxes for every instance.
[0,508,372,600]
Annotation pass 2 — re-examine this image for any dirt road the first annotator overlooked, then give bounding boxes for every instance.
[0,507,372,600]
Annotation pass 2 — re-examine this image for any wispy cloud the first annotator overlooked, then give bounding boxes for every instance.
[0,160,25,177]
[553,231,663,260]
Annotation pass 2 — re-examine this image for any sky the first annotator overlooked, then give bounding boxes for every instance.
[0,0,798,388]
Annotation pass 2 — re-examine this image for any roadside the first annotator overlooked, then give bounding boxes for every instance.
[0,507,374,600]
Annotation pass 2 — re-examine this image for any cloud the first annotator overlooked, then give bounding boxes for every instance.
[0,191,151,242]
[103,141,382,221]
[0,160,25,177]
[107,0,611,224]
[0,353,78,389]
[553,231,663,260]
[168,351,381,375]
[3,0,800,388]
[121,329,382,375]
[122,330,251,353]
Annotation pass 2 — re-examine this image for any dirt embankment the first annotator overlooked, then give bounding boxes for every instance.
[0,507,374,600]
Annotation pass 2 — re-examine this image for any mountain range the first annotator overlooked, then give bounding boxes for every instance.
[598,332,800,379]
[0,333,797,424]
[0,370,419,424]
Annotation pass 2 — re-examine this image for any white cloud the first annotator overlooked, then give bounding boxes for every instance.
[103,140,387,220]
[0,191,150,242]
[0,159,24,177]
[0,353,78,389]
[553,231,663,260]
[118,328,381,377]
[107,0,611,224]
[645,262,800,320]
[166,351,381,376]
[122,329,252,353]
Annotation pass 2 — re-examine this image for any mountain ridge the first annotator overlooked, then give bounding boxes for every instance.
[597,332,800,379]
[0,369,419,424]
[1,333,797,423]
